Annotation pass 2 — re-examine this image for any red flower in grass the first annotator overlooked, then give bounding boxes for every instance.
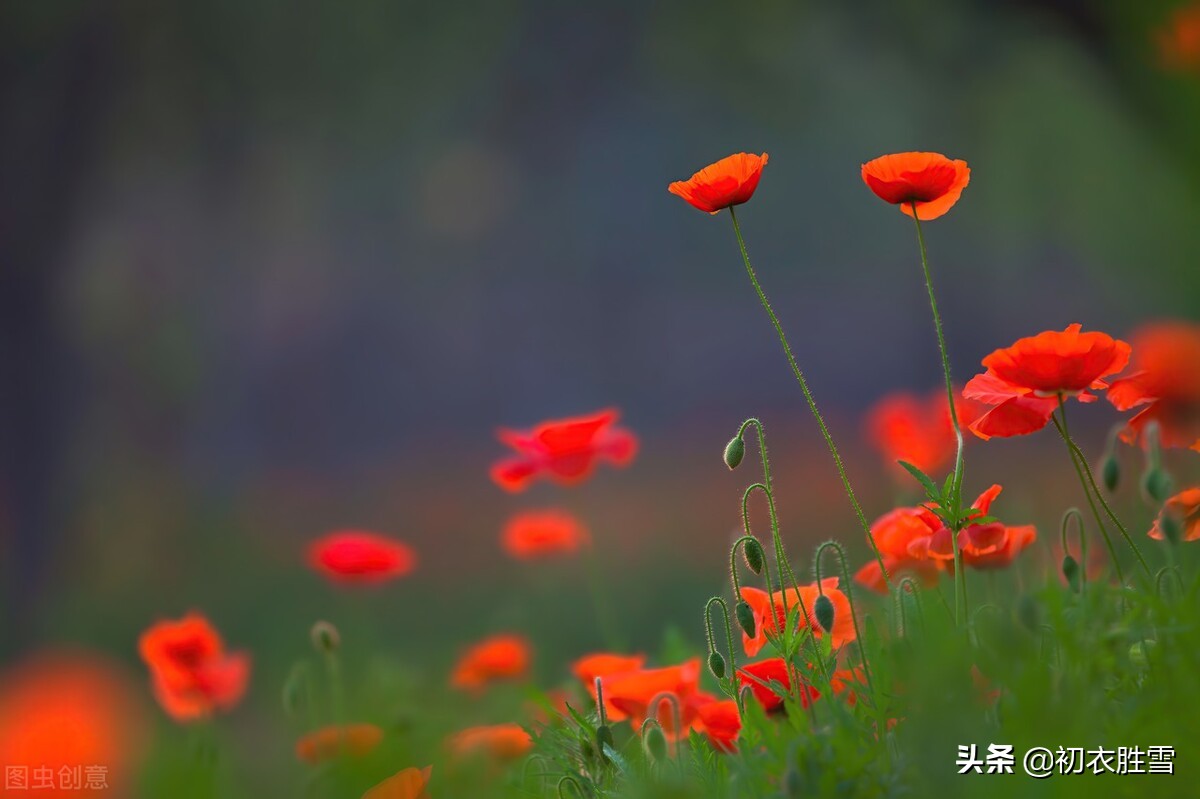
[308,531,416,585]
[1149,487,1200,542]
[363,766,432,799]
[1107,322,1200,453]
[854,505,946,594]
[668,153,768,214]
[963,324,1131,439]
[861,152,970,221]
[450,634,531,693]
[1158,4,1200,71]
[737,658,820,712]
[448,724,532,761]
[571,652,646,722]
[603,659,713,740]
[695,699,741,753]
[502,510,590,560]
[138,613,250,722]
[738,580,856,657]
[490,409,638,492]
[295,723,384,764]
[866,388,985,476]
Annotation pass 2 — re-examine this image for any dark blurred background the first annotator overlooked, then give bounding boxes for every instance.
[2,0,1200,756]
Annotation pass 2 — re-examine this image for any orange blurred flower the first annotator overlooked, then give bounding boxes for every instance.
[450,634,531,693]
[668,153,768,214]
[571,652,646,722]
[448,724,532,761]
[1149,487,1200,542]
[737,658,819,712]
[695,699,741,753]
[1157,4,1200,70]
[854,505,945,593]
[307,530,417,585]
[602,659,711,739]
[866,388,984,476]
[295,723,384,764]
[1107,322,1200,453]
[138,613,250,722]
[362,766,432,799]
[0,649,149,798]
[861,152,970,221]
[490,408,638,492]
[963,324,1130,439]
[501,509,590,560]
[738,580,856,657]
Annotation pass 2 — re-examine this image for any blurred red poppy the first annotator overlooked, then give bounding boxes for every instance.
[737,658,819,712]
[138,613,250,722]
[739,580,856,657]
[448,724,532,761]
[695,699,741,753]
[307,530,416,585]
[603,659,711,739]
[866,388,984,476]
[861,152,970,220]
[668,153,768,214]
[1158,4,1200,70]
[450,634,531,693]
[1149,487,1200,542]
[490,408,638,492]
[363,766,432,799]
[854,506,945,594]
[502,509,590,560]
[571,652,646,722]
[1108,322,1200,453]
[295,723,384,764]
[964,324,1130,439]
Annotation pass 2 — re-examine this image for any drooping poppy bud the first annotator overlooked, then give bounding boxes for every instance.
[735,600,756,639]
[1141,467,1174,505]
[642,724,667,762]
[310,621,340,654]
[1102,452,1120,493]
[814,594,836,634]
[596,724,614,755]
[1161,511,1183,546]
[708,651,727,680]
[1061,556,1080,593]
[743,537,765,574]
[724,436,746,470]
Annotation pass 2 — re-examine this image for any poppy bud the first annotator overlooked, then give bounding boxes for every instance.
[814,594,835,634]
[596,724,614,754]
[1101,453,1120,493]
[310,620,340,654]
[708,650,726,680]
[1161,512,1183,546]
[724,436,746,470]
[735,600,756,639]
[1061,555,1080,593]
[643,724,667,762]
[1141,467,1173,505]
[743,537,765,574]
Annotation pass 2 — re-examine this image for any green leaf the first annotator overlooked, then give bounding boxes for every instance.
[897,460,941,501]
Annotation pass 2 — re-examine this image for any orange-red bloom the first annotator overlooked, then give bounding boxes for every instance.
[363,766,432,799]
[854,505,946,594]
[738,580,856,657]
[861,152,970,221]
[1149,487,1200,542]
[295,723,384,764]
[571,652,646,722]
[695,699,741,753]
[308,530,417,585]
[448,724,532,761]
[1158,4,1200,70]
[1107,322,1200,453]
[866,388,984,476]
[668,153,768,214]
[490,408,638,492]
[602,659,711,739]
[963,324,1130,439]
[138,613,250,722]
[450,634,531,693]
[502,509,590,560]
[737,658,819,712]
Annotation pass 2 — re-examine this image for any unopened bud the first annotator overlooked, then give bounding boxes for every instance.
[596,724,614,754]
[310,620,340,654]
[724,436,746,470]
[814,594,835,634]
[1101,453,1120,493]
[1141,467,1173,504]
[743,537,765,574]
[708,650,726,680]
[1161,512,1183,546]
[642,724,667,762]
[1061,555,1080,593]
[735,600,756,639]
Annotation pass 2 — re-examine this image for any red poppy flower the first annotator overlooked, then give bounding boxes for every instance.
[695,699,741,753]
[1107,322,1200,453]
[138,613,250,722]
[668,153,768,214]
[501,510,590,560]
[490,408,638,492]
[854,505,946,594]
[738,579,856,657]
[602,659,709,739]
[295,723,384,764]
[861,152,970,221]
[450,634,531,693]
[1149,487,1200,542]
[865,388,985,476]
[1158,4,1200,71]
[307,530,416,585]
[363,766,432,799]
[571,652,646,722]
[737,658,820,712]
[963,324,1131,439]
[448,724,532,761]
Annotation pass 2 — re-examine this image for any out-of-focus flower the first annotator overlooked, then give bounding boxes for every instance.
[362,766,432,799]
[295,723,384,764]
[0,650,149,798]
[490,409,638,492]
[854,506,945,593]
[603,659,711,739]
[866,388,984,476]
[138,613,250,722]
[448,724,532,761]
[1157,4,1200,71]
[307,531,417,585]
[1107,322,1200,453]
[1149,487,1200,542]
[695,699,741,753]
[861,152,970,221]
[668,153,768,214]
[501,510,590,560]
[964,324,1130,439]
[738,580,856,657]
[450,635,531,693]
[737,658,819,712]
[571,652,646,722]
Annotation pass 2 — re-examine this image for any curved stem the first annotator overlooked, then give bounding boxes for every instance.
[812,540,876,703]
[728,208,891,592]
[743,483,793,619]
[705,595,743,714]
[1060,507,1089,595]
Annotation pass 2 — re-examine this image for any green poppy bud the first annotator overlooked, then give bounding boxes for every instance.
[814,593,835,634]
[708,650,726,680]
[597,724,614,753]
[310,620,340,654]
[724,436,746,470]
[1102,453,1120,492]
[1061,555,1080,593]
[735,600,756,639]
[643,724,667,762]
[743,537,765,574]
[1161,512,1183,546]
[1141,467,1173,504]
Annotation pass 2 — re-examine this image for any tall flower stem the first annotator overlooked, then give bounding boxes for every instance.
[728,208,891,592]
[909,207,968,627]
